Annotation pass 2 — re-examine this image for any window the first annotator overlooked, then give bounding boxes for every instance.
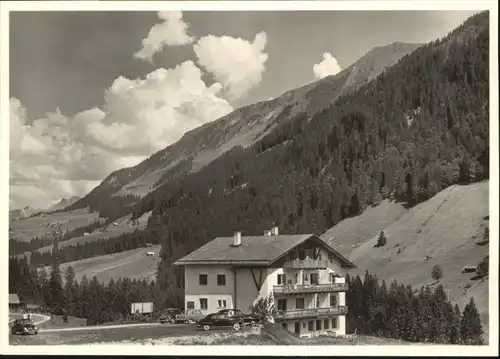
[308,321,314,331]
[316,320,322,330]
[328,254,334,263]
[296,298,305,309]
[277,274,286,285]
[299,250,306,260]
[199,298,208,310]
[305,249,313,259]
[217,274,226,286]
[329,273,335,283]
[199,274,208,286]
[330,293,338,307]
[310,273,319,285]
[277,299,287,311]
[217,299,227,309]
[186,301,195,309]
[332,317,338,329]
[315,295,320,308]
[302,322,306,328]
[324,318,330,329]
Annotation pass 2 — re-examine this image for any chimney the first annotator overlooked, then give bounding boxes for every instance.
[271,226,279,236]
[264,230,272,236]
[233,231,241,246]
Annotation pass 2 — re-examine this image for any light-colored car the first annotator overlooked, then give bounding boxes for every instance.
[174,309,205,324]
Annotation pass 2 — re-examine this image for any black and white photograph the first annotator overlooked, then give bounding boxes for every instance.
[1,0,498,355]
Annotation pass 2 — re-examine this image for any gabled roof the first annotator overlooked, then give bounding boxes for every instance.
[9,293,20,305]
[174,234,356,268]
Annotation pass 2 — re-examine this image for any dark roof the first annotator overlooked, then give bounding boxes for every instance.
[9,293,20,305]
[174,234,356,268]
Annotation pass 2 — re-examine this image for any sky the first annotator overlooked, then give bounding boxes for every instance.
[9,10,479,210]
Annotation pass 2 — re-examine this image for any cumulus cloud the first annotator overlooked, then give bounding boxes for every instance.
[313,52,342,79]
[9,61,233,210]
[134,11,194,62]
[193,31,268,100]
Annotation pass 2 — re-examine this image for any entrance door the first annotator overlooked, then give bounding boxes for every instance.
[294,321,301,335]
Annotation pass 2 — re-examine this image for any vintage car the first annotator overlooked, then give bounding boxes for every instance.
[217,309,261,326]
[159,308,183,324]
[198,309,260,331]
[11,319,38,335]
[198,311,245,331]
[173,309,205,324]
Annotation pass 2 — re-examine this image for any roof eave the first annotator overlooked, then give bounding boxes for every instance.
[174,260,271,266]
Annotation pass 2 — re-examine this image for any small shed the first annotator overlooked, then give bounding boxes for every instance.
[9,293,21,310]
[462,266,477,273]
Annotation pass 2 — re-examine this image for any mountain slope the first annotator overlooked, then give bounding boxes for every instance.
[67,42,422,220]
[332,181,489,330]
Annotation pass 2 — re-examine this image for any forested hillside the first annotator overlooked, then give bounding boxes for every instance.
[136,12,489,290]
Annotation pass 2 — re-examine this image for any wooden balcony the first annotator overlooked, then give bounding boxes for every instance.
[283,259,329,269]
[274,306,348,320]
[273,283,348,295]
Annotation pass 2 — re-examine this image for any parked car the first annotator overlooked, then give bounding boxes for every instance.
[198,308,260,331]
[198,311,245,331]
[174,309,205,324]
[217,309,261,326]
[11,319,38,335]
[159,308,183,324]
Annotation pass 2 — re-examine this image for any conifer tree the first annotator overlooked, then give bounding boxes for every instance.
[375,231,387,247]
[48,240,66,312]
[449,304,462,344]
[460,297,484,345]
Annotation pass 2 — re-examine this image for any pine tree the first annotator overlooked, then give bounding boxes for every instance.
[375,231,387,247]
[460,297,484,345]
[449,304,462,344]
[64,266,76,314]
[48,263,66,312]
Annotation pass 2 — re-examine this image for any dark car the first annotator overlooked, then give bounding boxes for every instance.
[11,319,38,335]
[174,309,205,324]
[159,308,183,324]
[198,311,245,331]
[198,308,260,331]
[217,309,261,326]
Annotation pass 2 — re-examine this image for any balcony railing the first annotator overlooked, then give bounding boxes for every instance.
[273,283,348,295]
[283,259,329,269]
[274,306,348,320]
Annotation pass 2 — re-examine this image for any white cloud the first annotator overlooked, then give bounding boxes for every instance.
[134,11,194,62]
[313,52,342,79]
[9,61,233,210]
[193,31,268,100]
